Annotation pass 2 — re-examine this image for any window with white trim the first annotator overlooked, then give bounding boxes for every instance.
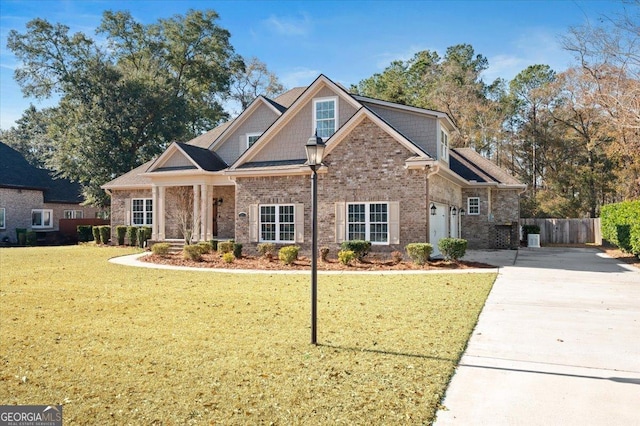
[0,208,5,229]
[246,132,262,149]
[64,210,83,219]
[260,204,295,243]
[440,129,449,161]
[313,97,337,139]
[32,209,53,228]
[467,197,480,215]
[132,198,153,225]
[347,202,389,243]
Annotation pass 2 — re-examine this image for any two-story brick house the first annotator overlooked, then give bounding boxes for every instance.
[103,75,525,256]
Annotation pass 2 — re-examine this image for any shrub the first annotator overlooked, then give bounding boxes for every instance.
[438,238,468,261]
[127,226,138,247]
[210,239,219,251]
[278,245,299,265]
[77,225,93,242]
[320,247,330,262]
[92,226,101,244]
[99,226,111,245]
[521,224,540,242]
[631,230,640,257]
[341,240,371,261]
[197,241,212,254]
[338,250,356,265]
[116,226,127,245]
[233,243,243,259]
[152,243,171,256]
[601,200,640,252]
[391,250,403,264]
[222,252,235,264]
[257,243,276,259]
[218,241,234,254]
[25,231,37,246]
[405,243,433,265]
[137,226,152,248]
[183,245,203,261]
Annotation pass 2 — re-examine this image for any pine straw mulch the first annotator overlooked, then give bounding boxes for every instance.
[141,251,496,271]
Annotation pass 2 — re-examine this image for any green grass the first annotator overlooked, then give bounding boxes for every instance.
[0,246,496,424]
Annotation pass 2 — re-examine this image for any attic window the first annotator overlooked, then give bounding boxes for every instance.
[440,129,449,161]
[247,132,262,149]
[313,97,337,139]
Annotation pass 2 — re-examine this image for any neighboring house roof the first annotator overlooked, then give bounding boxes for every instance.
[187,121,233,149]
[0,141,84,203]
[101,160,154,189]
[450,148,523,186]
[272,87,306,108]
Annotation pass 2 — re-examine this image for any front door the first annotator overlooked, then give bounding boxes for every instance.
[430,202,447,257]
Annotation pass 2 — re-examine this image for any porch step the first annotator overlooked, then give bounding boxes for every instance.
[149,240,184,254]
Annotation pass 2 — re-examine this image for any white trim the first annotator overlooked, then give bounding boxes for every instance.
[313,96,338,140]
[132,198,153,226]
[63,209,83,219]
[31,209,53,229]
[467,197,480,215]
[346,202,390,245]
[246,132,262,150]
[259,204,296,243]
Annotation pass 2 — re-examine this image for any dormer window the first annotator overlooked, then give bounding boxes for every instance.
[247,132,262,149]
[313,97,337,139]
[440,129,449,161]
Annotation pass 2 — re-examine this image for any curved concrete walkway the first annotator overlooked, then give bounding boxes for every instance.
[108,249,513,275]
[435,247,640,425]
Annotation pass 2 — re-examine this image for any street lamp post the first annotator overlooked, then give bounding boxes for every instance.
[305,132,326,345]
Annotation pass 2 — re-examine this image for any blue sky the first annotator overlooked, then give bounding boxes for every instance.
[0,0,626,130]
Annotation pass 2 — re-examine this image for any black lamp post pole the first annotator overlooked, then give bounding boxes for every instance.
[310,164,318,345]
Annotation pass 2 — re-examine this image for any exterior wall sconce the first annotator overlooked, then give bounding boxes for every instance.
[238,212,247,218]
[430,203,437,216]
[451,206,457,216]
[459,208,465,216]
[217,198,223,206]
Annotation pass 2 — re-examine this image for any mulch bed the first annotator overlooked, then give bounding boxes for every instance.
[141,252,496,271]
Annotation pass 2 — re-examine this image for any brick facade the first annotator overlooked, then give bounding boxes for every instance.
[461,188,520,249]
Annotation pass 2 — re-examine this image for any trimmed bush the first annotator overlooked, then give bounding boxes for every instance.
[278,245,299,265]
[320,247,330,262]
[210,239,219,251]
[438,238,468,261]
[338,250,356,265]
[222,252,235,264]
[92,226,101,244]
[218,241,234,254]
[197,241,213,254]
[391,250,403,264]
[405,243,433,265]
[233,243,243,259]
[127,226,138,247]
[137,226,152,248]
[601,200,640,253]
[340,240,371,261]
[116,226,127,245]
[152,243,171,256]
[25,231,37,246]
[183,245,203,261]
[77,225,93,242]
[99,226,111,245]
[257,243,276,259]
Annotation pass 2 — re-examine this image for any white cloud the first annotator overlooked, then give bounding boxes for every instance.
[264,13,312,36]
[280,68,320,88]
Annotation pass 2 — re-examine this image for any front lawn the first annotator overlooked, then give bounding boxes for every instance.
[0,246,495,424]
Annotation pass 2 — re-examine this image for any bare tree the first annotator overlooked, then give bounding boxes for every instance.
[229,57,285,110]
[168,186,200,244]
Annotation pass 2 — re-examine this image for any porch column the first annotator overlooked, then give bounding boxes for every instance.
[158,186,166,240]
[207,190,214,240]
[200,184,208,241]
[151,185,158,240]
[193,185,200,242]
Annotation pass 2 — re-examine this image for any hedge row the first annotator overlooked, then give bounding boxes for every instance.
[601,200,640,255]
[76,225,151,246]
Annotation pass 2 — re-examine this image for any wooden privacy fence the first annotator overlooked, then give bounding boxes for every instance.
[519,218,602,245]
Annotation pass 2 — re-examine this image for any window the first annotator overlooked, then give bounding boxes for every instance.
[246,132,262,149]
[132,198,153,225]
[32,209,53,228]
[64,210,83,219]
[467,197,480,215]
[260,205,295,243]
[347,202,388,243]
[0,208,5,229]
[313,97,337,139]
[440,129,449,161]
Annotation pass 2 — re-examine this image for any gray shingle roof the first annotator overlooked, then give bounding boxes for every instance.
[450,148,522,185]
[0,142,85,203]
[175,143,227,171]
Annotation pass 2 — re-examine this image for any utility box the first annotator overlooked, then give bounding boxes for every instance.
[527,233,541,248]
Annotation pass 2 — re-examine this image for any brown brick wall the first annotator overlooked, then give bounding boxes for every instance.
[461,187,521,249]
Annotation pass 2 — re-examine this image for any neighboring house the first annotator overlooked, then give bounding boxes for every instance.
[0,142,100,243]
[103,75,526,256]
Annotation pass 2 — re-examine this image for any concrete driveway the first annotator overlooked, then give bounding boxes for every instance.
[435,247,640,426]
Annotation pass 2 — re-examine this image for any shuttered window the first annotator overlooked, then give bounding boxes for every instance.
[259,204,297,243]
[341,202,398,245]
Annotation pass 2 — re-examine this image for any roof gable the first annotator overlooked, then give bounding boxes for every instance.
[450,148,523,186]
[148,142,227,173]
